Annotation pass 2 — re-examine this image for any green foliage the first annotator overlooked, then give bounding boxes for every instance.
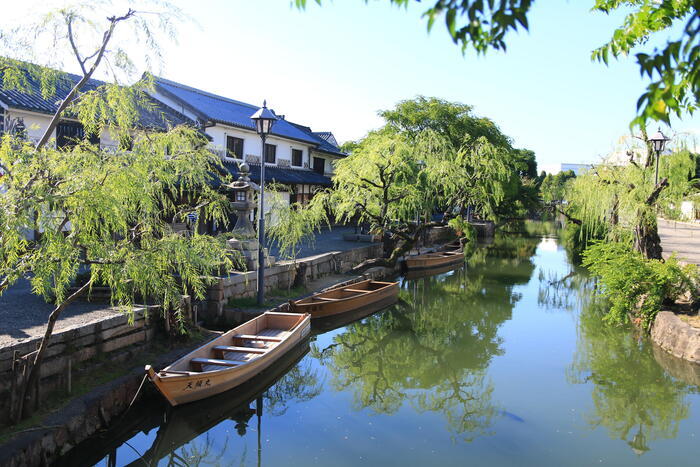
[563,149,695,258]
[272,97,535,262]
[0,1,183,146]
[0,127,233,328]
[582,242,698,330]
[568,296,693,450]
[591,0,699,126]
[540,170,576,204]
[266,186,329,260]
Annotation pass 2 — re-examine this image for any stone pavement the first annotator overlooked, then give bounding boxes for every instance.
[0,279,120,348]
[266,225,374,259]
[658,218,700,265]
[0,226,374,348]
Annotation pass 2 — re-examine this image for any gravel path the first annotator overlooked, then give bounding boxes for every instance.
[0,279,119,348]
[658,218,700,265]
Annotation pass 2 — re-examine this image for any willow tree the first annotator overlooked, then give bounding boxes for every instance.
[0,2,234,420]
[563,142,695,259]
[380,96,538,220]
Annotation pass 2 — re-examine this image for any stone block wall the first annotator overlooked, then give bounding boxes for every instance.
[0,308,153,424]
[204,244,384,321]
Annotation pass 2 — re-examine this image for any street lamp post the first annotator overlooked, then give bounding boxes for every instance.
[649,127,670,185]
[250,101,278,305]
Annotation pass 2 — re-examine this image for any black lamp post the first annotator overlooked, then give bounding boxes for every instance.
[250,101,278,305]
[649,127,669,185]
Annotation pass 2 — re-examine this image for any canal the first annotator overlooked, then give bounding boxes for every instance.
[58,232,700,466]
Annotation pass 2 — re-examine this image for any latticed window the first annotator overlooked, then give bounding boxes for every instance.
[264,143,276,164]
[227,136,244,159]
[292,149,303,167]
[0,108,4,135]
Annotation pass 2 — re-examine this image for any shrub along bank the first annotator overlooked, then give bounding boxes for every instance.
[582,242,699,331]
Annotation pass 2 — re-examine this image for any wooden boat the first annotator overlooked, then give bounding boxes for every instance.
[288,279,399,320]
[403,262,464,280]
[145,311,310,406]
[404,250,464,271]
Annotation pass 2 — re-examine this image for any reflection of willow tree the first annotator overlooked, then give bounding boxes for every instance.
[264,359,324,416]
[166,432,232,467]
[315,237,537,440]
[537,267,593,311]
[568,300,693,455]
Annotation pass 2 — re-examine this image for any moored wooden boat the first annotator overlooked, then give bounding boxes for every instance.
[145,311,310,406]
[288,279,399,320]
[403,262,464,280]
[404,250,464,271]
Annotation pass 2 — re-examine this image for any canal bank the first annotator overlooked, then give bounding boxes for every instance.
[0,225,457,465]
[49,232,700,466]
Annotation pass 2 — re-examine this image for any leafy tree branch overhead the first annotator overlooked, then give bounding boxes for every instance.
[295,0,699,126]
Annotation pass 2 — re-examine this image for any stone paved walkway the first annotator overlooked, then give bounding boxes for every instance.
[658,218,700,265]
[267,225,374,259]
[0,279,119,348]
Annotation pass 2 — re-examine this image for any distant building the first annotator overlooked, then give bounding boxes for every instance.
[541,163,592,176]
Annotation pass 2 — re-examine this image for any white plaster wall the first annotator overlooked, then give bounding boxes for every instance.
[5,109,54,144]
[5,109,121,150]
[206,124,313,169]
[310,151,342,175]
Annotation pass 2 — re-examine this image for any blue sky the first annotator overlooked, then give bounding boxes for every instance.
[3,0,698,170]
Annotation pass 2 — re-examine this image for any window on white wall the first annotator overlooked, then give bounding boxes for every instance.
[226,136,244,159]
[264,143,276,164]
[291,149,303,167]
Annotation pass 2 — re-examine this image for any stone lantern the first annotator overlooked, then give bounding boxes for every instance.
[223,163,274,271]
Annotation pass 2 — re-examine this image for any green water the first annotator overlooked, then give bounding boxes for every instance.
[59,233,700,466]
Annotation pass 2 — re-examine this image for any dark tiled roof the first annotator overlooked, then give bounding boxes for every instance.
[288,122,346,157]
[154,77,321,145]
[221,160,332,187]
[0,68,193,130]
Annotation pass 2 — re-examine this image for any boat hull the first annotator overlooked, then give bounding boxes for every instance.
[290,280,399,320]
[404,251,464,271]
[147,312,311,406]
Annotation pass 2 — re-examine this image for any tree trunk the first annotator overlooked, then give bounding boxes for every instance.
[634,218,663,260]
[17,280,91,420]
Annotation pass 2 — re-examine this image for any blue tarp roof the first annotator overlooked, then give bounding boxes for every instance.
[154,77,322,145]
[0,68,193,130]
[221,161,332,187]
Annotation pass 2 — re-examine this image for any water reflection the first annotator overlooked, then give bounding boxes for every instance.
[568,299,695,455]
[313,235,539,441]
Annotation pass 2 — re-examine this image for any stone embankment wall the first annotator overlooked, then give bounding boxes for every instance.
[205,226,456,323]
[0,308,152,424]
[650,311,700,365]
[205,244,384,320]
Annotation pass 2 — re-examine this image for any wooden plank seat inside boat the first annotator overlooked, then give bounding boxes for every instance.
[191,358,244,372]
[233,334,283,342]
[212,345,267,354]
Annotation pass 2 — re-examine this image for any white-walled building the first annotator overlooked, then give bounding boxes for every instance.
[150,77,346,209]
[540,162,592,176]
[0,71,192,149]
